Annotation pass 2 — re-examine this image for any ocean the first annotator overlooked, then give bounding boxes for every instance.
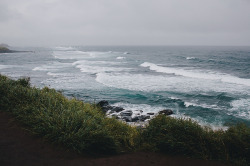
[0,46,249,129]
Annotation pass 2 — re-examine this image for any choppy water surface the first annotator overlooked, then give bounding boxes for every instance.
[1,46,249,128]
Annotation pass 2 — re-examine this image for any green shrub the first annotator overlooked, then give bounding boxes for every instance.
[142,114,250,165]
[16,77,31,87]
[223,123,250,164]
[142,115,208,156]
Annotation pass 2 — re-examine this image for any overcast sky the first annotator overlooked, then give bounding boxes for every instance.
[1,0,250,46]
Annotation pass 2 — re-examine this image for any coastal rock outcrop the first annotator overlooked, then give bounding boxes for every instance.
[120,110,133,117]
[111,107,124,113]
[132,115,150,122]
[97,100,124,113]
[122,116,132,122]
[158,109,173,115]
[98,100,174,123]
[97,100,109,107]
[0,45,33,53]
[0,46,12,53]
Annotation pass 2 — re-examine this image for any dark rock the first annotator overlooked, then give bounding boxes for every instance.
[108,110,115,114]
[132,115,150,122]
[120,111,133,117]
[147,112,154,115]
[97,101,125,114]
[158,109,173,115]
[112,107,124,113]
[132,116,140,122]
[97,100,113,113]
[0,46,33,53]
[97,100,109,107]
[122,116,132,122]
[140,115,150,121]
[102,105,113,113]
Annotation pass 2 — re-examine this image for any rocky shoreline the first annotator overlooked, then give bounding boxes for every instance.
[97,100,173,124]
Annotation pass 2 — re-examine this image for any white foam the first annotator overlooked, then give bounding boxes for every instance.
[230,99,250,120]
[186,57,196,60]
[33,67,47,71]
[76,65,128,74]
[95,72,250,95]
[46,72,72,77]
[169,113,228,131]
[53,50,113,60]
[72,60,130,74]
[112,102,165,115]
[42,72,104,90]
[116,56,126,60]
[96,73,166,92]
[0,65,15,70]
[32,62,72,72]
[47,72,56,76]
[54,46,75,51]
[184,102,197,107]
[52,51,94,60]
[140,62,250,87]
[109,102,166,120]
[191,117,229,131]
[72,60,119,66]
[169,96,180,100]
[184,101,220,109]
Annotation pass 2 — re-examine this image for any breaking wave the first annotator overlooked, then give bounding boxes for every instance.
[140,62,250,87]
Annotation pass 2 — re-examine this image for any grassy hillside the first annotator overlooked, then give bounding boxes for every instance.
[0,74,249,165]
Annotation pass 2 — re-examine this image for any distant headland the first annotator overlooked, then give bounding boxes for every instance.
[0,43,32,53]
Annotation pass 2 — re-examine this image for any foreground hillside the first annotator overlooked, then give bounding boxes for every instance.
[0,74,249,165]
[1,111,231,166]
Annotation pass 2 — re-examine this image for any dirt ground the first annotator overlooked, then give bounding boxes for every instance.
[0,111,231,166]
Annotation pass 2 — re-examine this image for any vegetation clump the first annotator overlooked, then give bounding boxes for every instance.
[0,75,139,154]
[0,74,249,165]
[142,115,249,165]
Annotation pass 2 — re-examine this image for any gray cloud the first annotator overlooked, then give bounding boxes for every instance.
[0,0,250,46]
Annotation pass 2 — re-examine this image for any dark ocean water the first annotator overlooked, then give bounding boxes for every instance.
[1,46,249,129]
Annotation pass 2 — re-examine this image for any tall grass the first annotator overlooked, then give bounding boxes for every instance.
[142,115,250,165]
[0,74,249,165]
[0,75,139,154]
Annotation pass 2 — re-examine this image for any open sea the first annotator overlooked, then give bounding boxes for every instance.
[0,46,249,129]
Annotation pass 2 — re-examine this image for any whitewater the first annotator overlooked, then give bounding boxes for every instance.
[0,46,249,129]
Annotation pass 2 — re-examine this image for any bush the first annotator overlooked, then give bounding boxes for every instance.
[16,77,31,87]
[223,124,250,164]
[142,115,250,165]
[142,115,208,156]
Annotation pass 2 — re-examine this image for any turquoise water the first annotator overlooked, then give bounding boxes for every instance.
[0,46,249,128]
